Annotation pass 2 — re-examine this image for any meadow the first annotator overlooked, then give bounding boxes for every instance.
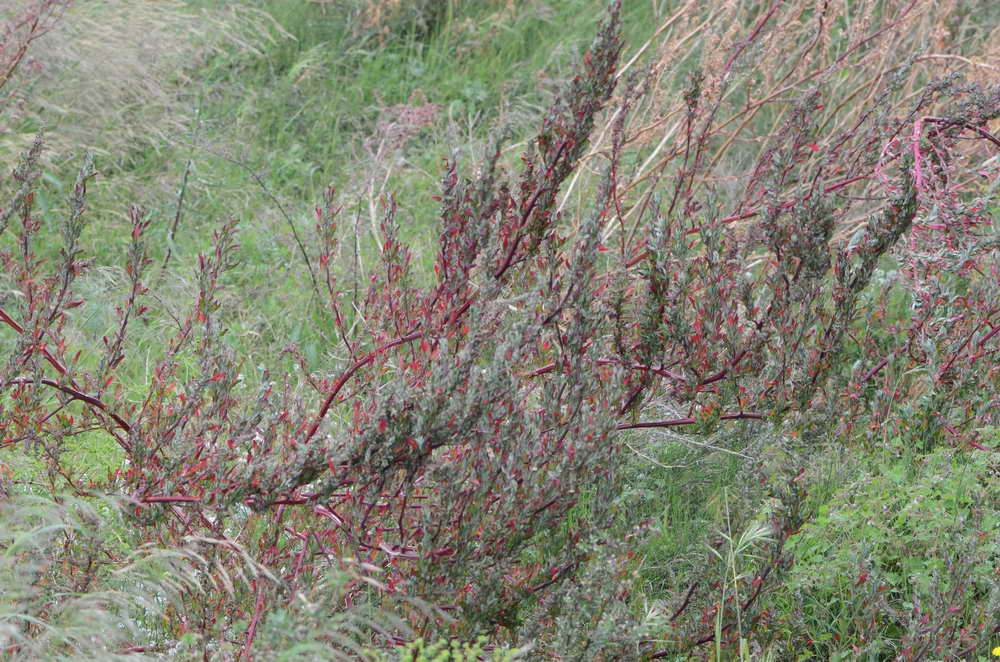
[1,0,999,659]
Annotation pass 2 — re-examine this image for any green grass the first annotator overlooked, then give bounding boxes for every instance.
[17,0,663,393]
[760,442,1000,658]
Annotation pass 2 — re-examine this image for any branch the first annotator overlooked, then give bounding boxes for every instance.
[623,172,879,269]
[0,305,74,378]
[302,331,423,444]
[617,411,764,430]
[922,116,1000,150]
[236,579,267,662]
[493,141,569,281]
[5,377,131,444]
[524,358,687,383]
[139,495,200,504]
[0,2,68,94]
[859,355,890,383]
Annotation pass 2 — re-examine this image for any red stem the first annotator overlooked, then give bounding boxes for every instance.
[237,579,267,662]
[302,331,423,444]
[140,495,199,504]
[5,377,131,440]
[0,305,75,379]
[493,141,570,281]
[859,356,890,383]
[624,172,877,269]
[0,306,131,447]
[525,358,687,382]
[977,323,1000,349]
[922,116,1000,150]
[938,309,999,380]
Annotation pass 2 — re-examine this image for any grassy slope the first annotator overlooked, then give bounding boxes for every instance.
[2,0,999,658]
[14,0,662,372]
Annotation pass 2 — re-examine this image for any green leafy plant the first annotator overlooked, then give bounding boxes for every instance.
[762,445,1000,659]
[366,636,524,662]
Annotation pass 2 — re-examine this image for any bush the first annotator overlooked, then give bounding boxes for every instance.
[2,0,1000,658]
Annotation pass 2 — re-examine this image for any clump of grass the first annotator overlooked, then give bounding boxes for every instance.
[0,0,288,167]
[0,492,184,660]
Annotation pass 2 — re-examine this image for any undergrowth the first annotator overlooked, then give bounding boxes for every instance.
[2,0,1000,659]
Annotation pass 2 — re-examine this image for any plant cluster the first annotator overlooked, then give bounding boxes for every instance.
[1,0,1000,659]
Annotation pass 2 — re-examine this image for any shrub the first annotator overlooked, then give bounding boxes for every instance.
[2,0,1000,658]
